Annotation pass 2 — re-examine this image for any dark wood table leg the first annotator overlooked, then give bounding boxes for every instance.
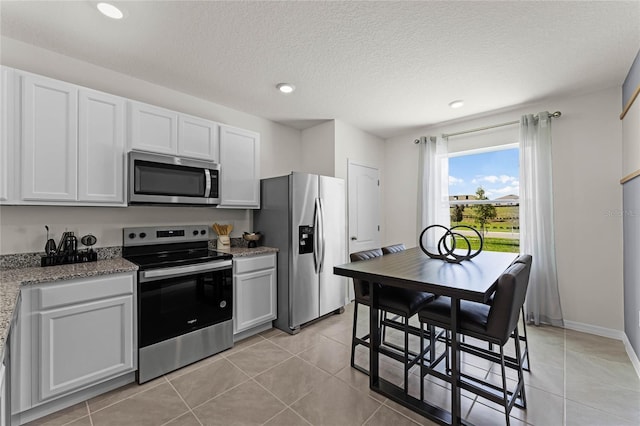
[370,283,380,388]
[450,297,462,425]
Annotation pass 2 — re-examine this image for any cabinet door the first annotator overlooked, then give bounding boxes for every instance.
[0,355,6,426]
[0,67,12,203]
[219,125,260,208]
[78,89,125,203]
[234,268,276,334]
[128,101,178,155]
[178,114,218,161]
[38,295,134,401]
[21,73,78,201]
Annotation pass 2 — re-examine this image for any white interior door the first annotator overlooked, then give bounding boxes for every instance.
[348,161,380,254]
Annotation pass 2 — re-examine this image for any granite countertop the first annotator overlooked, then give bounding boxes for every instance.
[0,258,138,358]
[219,246,279,257]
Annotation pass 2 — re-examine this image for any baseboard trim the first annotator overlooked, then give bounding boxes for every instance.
[563,320,640,378]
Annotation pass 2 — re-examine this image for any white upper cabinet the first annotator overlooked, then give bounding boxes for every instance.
[7,69,126,206]
[178,114,219,162]
[129,101,218,162]
[128,101,178,155]
[78,89,125,203]
[21,73,78,201]
[0,67,13,203]
[219,124,260,208]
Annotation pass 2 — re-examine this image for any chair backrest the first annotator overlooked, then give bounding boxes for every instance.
[485,256,532,344]
[382,244,406,254]
[349,248,384,301]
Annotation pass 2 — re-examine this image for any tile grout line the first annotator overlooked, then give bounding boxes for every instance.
[85,377,168,416]
[86,401,94,426]
[249,377,313,426]
[163,378,204,426]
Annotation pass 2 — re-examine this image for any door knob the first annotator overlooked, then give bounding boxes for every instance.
[350,236,357,240]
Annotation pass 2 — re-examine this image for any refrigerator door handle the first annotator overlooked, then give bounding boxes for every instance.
[313,197,321,273]
[317,197,326,272]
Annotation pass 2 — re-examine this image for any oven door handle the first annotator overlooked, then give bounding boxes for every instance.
[141,260,232,282]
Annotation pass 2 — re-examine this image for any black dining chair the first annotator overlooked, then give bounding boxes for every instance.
[417,257,532,425]
[349,248,436,393]
[486,255,532,371]
[381,243,406,254]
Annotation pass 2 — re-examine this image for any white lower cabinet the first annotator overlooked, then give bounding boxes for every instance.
[233,254,277,336]
[38,295,133,401]
[1,350,7,426]
[11,273,136,419]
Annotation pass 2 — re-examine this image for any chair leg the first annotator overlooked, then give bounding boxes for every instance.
[513,327,527,408]
[499,346,511,426]
[420,322,425,402]
[404,315,410,394]
[382,310,388,344]
[520,305,531,372]
[429,325,436,365]
[350,301,359,370]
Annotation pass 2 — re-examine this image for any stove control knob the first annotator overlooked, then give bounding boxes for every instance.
[193,230,199,236]
[128,233,136,239]
[219,300,227,308]
[200,229,206,235]
[139,232,147,239]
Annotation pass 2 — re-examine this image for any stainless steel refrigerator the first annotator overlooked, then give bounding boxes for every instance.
[254,172,347,334]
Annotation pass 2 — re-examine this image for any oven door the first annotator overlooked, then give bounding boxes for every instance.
[138,260,232,348]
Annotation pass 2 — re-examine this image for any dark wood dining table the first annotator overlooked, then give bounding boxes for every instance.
[334,246,517,425]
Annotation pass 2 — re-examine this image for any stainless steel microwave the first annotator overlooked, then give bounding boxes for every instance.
[128,151,220,205]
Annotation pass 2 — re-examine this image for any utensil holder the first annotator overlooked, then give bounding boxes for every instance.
[217,235,230,250]
[41,250,97,267]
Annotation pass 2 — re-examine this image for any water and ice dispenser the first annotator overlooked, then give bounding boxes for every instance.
[299,225,314,254]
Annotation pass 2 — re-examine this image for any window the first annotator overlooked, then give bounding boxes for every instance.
[448,144,519,253]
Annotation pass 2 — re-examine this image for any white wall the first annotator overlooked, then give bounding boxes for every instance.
[384,87,624,332]
[0,37,302,254]
[333,119,385,181]
[300,121,335,176]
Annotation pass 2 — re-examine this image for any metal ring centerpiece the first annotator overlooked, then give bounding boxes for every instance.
[419,225,484,263]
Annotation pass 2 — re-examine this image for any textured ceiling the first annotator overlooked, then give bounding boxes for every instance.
[1,1,639,138]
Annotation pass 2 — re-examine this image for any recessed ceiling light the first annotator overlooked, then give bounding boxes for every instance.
[97,2,124,19]
[449,100,464,109]
[276,83,295,94]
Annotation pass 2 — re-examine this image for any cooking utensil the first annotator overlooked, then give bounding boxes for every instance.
[44,225,57,255]
[213,223,233,236]
[81,234,97,250]
[56,231,68,255]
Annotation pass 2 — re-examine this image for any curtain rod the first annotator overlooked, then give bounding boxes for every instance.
[413,111,562,143]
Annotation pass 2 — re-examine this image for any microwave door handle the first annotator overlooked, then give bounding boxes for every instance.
[204,169,212,197]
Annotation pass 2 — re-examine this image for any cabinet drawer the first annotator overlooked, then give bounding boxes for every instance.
[234,254,276,274]
[37,273,134,310]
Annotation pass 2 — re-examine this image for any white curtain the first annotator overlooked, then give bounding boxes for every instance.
[520,112,564,326]
[417,136,450,248]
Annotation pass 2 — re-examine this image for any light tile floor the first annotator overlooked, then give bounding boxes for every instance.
[27,303,640,426]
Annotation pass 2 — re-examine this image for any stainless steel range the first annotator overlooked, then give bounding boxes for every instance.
[122,224,233,383]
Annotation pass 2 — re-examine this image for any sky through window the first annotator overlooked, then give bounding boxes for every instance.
[448,148,519,199]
